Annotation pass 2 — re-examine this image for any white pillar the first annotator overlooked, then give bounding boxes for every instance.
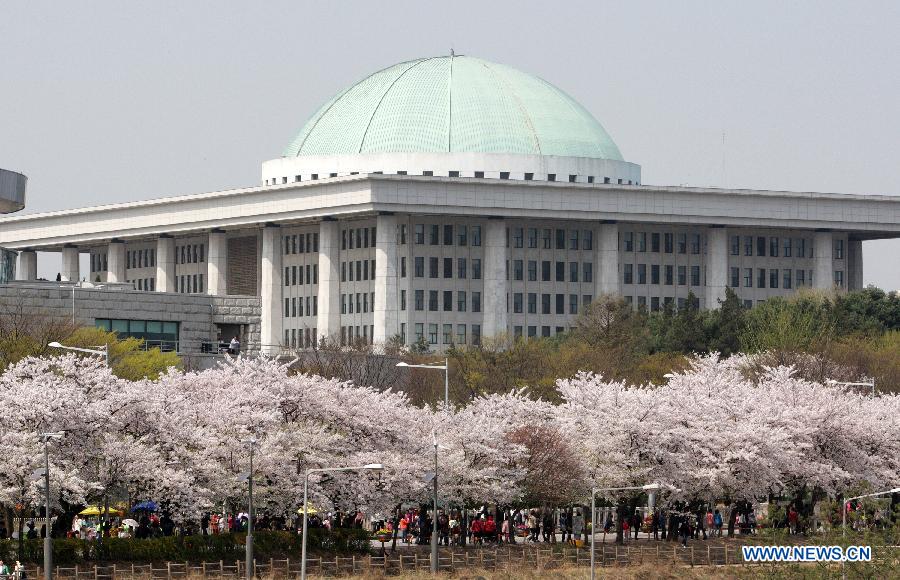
[260,225,283,355]
[316,219,341,344]
[17,250,37,281]
[705,227,728,308]
[107,241,126,283]
[156,235,176,292]
[813,231,833,290]
[596,222,619,297]
[848,239,863,291]
[482,219,508,339]
[61,246,80,282]
[207,230,227,295]
[373,214,398,345]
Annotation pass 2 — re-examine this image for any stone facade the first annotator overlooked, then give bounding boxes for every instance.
[0,282,261,355]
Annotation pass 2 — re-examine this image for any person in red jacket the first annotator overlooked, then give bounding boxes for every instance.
[483,515,497,543]
[470,517,483,545]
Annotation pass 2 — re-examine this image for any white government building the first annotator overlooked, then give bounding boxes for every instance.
[2,55,899,354]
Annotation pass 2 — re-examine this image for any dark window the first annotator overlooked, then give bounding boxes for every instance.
[500,172,510,179]
[547,173,556,182]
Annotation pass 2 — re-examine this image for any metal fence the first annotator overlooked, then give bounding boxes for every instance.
[17,543,900,579]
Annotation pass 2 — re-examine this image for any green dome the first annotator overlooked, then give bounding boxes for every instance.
[283,55,624,161]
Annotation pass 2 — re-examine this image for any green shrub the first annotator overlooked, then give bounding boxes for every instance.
[0,529,370,564]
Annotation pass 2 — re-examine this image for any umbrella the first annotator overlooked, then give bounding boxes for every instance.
[122,518,138,527]
[297,505,318,515]
[131,500,158,512]
[78,506,121,516]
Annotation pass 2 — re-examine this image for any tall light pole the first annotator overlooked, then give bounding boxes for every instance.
[48,342,109,367]
[40,432,64,580]
[300,464,383,580]
[396,359,449,407]
[240,438,257,580]
[841,487,900,580]
[827,379,876,397]
[590,483,660,580]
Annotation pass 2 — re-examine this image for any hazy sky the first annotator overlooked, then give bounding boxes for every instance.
[2,1,898,287]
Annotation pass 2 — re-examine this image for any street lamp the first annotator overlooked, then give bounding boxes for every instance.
[48,341,109,367]
[40,432,64,580]
[396,359,449,407]
[826,379,876,397]
[841,487,899,580]
[422,432,448,574]
[300,463,384,580]
[240,438,257,580]
[590,483,661,580]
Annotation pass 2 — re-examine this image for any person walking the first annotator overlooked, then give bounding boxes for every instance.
[678,516,690,548]
[500,516,509,545]
[13,561,24,580]
[527,511,538,543]
[713,509,723,537]
[632,511,641,540]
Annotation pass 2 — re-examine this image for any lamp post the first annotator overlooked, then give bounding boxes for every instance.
[240,438,257,579]
[827,379,876,397]
[48,341,109,367]
[590,483,660,580]
[300,463,384,580]
[396,359,449,407]
[841,487,900,580]
[40,432,64,580]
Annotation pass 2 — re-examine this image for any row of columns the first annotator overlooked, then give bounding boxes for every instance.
[14,222,855,355]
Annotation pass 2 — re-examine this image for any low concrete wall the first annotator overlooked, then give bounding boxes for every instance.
[0,282,261,355]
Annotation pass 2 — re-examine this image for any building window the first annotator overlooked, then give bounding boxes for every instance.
[542,228,552,249]
[443,224,454,245]
[624,264,633,285]
[444,257,453,279]
[472,259,482,279]
[691,266,701,286]
[783,238,792,257]
[651,233,660,252]
[472,225,482,246]
[797,238,807,258]
[556,229,566,250]
[514,260,523,281]
[415,323,424,343]
[555,261,565,282]
[524,172,533,180]
[569,262,579,282]
[665,265,673,285]
[834,270,844,287]
[443,290,453,311]
[651,264,660,285]
[623,232,634,252]
[547,173,556,182]
[512,227,524,248]
[797,269,806,286]
[528,293,537,314]
[474,171,484,178]
[414,224,425,244]
[458,225,467,246]
[770,237,779,257]
[834,239,844,260]
[448,171,460,178]
[414,257,424,277]
[637,264,647,284]
[769,269,779,289]
[744,268,753,288]
[569,294,578,314]
[569,230,579,250]
[429,225,439,245]
[415,289,424,311]
[555,294,564,314]
[500,172,510,179]
[527,260,537,281]
[637,232,647,252]
[428,290,438,311]
[731,267,740,288]
[458,258,467,279]
[472,292,481,312]
[783,269,792,289]
[542,293,551,314]
[568,174,577,182]
[428,324,438,345]
[457,324,467,344]
[677,233,687,254]
[542,261,551,281]
[757,268,767,288]
[730,236,740,256]
[691,234,701,254]
[757,237,766,257]
[429,257,438,278]
[457,291,467,312]
[584,262,593,283]
[513,293,523,314]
